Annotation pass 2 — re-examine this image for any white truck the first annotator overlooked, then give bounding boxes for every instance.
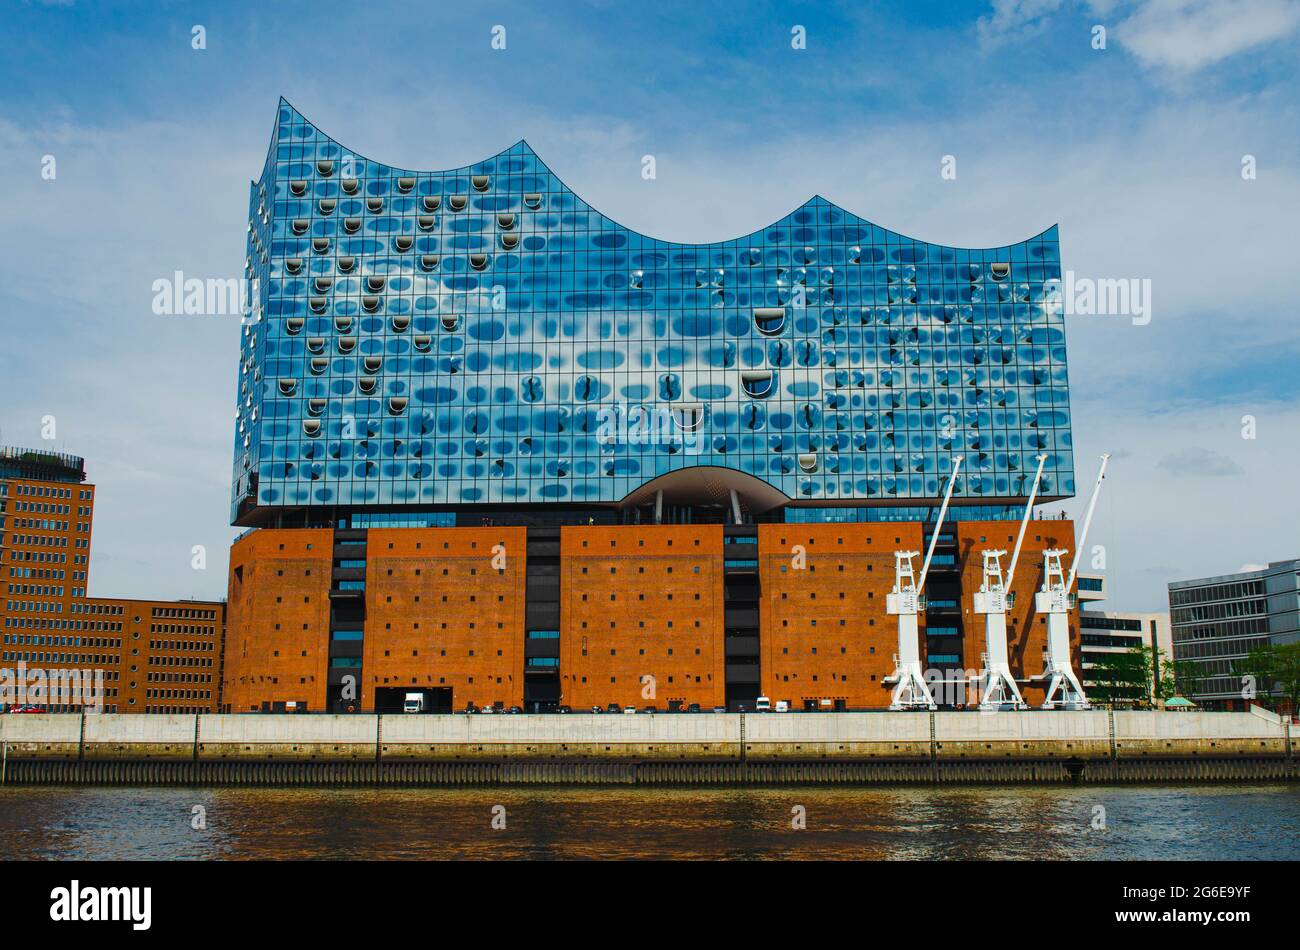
[402,692,424,714]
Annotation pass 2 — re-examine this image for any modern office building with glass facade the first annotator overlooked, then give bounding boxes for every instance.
[223,100,1081,714]
[1169,560,1300,710]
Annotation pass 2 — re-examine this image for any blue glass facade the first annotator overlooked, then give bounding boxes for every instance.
[232,100,1073,526]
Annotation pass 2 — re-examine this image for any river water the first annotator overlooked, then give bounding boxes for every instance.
[1,785,1296,860]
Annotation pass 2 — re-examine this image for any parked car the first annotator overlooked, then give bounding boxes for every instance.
[607,703,622,714]
[591,705,603,714]
[686,703,701,713]
[755,696,772,712]
[480,704,495,714]
[712,706,727,713]
[774,700,790,713]
[506,706,522,715]
[6,705,45,714]
[557,705,572,714]
[642,706,658,714]
[622,705,637,714]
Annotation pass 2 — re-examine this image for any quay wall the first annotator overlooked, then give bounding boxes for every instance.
[0,710,1292,784]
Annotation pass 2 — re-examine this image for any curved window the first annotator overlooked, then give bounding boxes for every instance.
[989,262,1010,281]
[284,258,303,275]
[413,335,432,352]
[391,314,410,332]
[448,195,467,211]
[420,254,440,272]
[340,178,359,195]
[291,218,309,235]
[343,217,361,234]
[334,316,353,332]
[337,257,356,273]
[337,336,356,354]
[753,307,786,335]
[285,317,304,335]
[441,313,461,331]
[671,403,704,432]
[307,398,326,416]
[361,295,381,312]
[363,356,383,374]
[500,232,519,250]
[396,177,416,194]
[358,376,377,394]
[303,419,322,437]
[309,296,328,314]
[366,197,384,213]
[366,276,386,293]
[312,237,330,254]
[393,235,413,252]
[278,379,297,396]
[497,213,515,230]
[388,396,408,415]
[471,175,490,192]
[798,453,818,473]
[741,371,774,399]
[315,160,334,177]
[418,215,436,231]
[309,357,328,375]
[314,277,333,293]
[523,193,543,209]
[469,253,488,271]
[306,337,325,354]
[317,198,336,215]
[422,195,441,212]
[289,180,308,197]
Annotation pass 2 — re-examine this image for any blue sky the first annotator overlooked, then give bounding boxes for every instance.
[3,0,1298,610]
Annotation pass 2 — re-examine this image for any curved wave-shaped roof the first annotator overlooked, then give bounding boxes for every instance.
[256,98,1057,254]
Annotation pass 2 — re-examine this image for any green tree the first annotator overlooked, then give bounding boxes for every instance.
[1089,645,1155,708]
[1165,657,1206,704]
[1237,643,1300,715]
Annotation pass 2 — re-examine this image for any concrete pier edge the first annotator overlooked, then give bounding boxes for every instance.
[0,708,1292,786]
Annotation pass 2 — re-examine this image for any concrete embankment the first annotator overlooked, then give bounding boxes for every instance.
[0,708,1293,785]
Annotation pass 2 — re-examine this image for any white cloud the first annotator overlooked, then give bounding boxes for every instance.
[1115,0,1300,72]
[976,0,1067,47]
[1155,446,1246,477]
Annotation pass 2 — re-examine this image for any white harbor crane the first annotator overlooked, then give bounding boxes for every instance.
[885,457,962,710]
[1032,453,1111,710]
[973,453,1048,711]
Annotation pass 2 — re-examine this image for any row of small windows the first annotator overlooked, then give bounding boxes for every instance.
[1169,580,1265,606]
[1171,617,1269,641]
[1173,636,1272,661]
[9,484,90,500]
[1171,600,1266,624]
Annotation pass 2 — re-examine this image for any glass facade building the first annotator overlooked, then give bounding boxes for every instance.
[232,100,1073,526]
[1169,560,1300,709]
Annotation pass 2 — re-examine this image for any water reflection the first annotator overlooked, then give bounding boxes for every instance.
[1,785,1296,861]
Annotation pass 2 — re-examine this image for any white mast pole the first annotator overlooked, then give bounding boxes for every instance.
[1005,454,1048,589]
[917,456,962,596]
[1066,453,1110,591]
